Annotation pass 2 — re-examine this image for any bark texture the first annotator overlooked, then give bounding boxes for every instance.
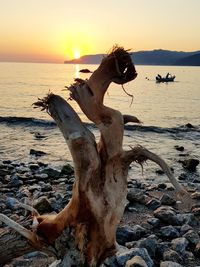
[0,46,188,267]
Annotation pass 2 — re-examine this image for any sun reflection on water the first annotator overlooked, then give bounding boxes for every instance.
[75,64,80,79]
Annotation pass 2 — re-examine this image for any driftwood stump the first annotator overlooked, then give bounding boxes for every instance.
[0,46,188,267]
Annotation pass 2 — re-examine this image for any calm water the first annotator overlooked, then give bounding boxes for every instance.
[0,62,199,182]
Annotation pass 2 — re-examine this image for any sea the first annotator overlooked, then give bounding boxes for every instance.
[0,62,199,183]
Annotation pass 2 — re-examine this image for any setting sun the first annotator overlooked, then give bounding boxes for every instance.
[74,50,81,59]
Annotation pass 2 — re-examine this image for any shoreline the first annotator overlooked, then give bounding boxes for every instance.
[0,157,200,266]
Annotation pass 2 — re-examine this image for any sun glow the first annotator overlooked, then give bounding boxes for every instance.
[74,50,81,59]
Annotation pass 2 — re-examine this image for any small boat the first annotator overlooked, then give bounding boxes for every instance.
[156,73,175,83]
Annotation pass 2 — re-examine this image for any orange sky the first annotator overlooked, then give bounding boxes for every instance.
[0,0,200,63]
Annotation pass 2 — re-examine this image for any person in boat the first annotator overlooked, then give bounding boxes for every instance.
[166,73,171,79]
[157,74,162,79]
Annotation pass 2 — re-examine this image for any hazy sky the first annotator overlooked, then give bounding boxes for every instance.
[0,0,200,63]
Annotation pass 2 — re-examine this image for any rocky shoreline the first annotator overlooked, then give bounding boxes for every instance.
[0,152,200,267]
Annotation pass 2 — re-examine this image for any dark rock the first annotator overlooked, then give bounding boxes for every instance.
[178,173,187,181]
[2,160,12,164]
[159,226,180,238]
[185,123,194,128]
[29,185,41,193]
[67,177,75,184]
[182,158,199,171]
[0,169,10,177]
[154,206,179,225]
[41,168,60,178]
[125,255,148,267]
[147,217,160,228]
[30,148,47,157]
[25,179,37,185]
[180,224,193,235]
[192,207,200,216]
[49,197,63,212]
[174,145,184,152]
[5,197,18,210]
[146,199,161,210]
[135,235,157,257]
[178,153,189,157]
[116,248,153,267]
[33,197,52,213]
[34,132,46,139]
[177,213,199,227]
[61,164,74,175]
[37,161,48,167]
[162,249,182,263]
[158,183,167,190]
[156,242,170,258]
[116,225,147,245]
[79,68,92,73]
[8,174,23,188]
[155,169,165,175]
[41,183,52,192]
[127,189,147,204]
[160,194,176,206]
[171,237,188,254]
[13,259,31,267]
[183,230,199,245]
[34,173,49,180]
[29,163,40,171]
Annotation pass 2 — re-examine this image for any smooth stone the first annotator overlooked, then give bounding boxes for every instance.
[127,189,147,204]
[160,261,183,267]
[116,248,153,267]
[125,255,148,267]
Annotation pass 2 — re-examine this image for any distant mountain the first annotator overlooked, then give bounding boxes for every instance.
[64,49,200,66]
[65,54,105,64]
[174,53,200,66]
